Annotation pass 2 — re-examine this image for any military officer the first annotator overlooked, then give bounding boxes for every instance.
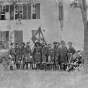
[67,42,76,63]
[35,42,42,63]
[25,42,32,69]
[15,43,20,69]
[42,44,49,63]
[9,43,15,70]
[48,44,54,63]
[20,42,26,69]
[59,41,68,70]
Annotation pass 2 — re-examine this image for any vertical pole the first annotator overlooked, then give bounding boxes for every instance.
[56,0,59,42]
[59,0,64,41]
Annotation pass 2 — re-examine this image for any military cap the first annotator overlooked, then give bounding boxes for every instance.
[57,42,60,45]
[10,43,13,46]
[68,42,72,45]
[22,42,25,45]
[53,42,57,44]
[60,40,65,45]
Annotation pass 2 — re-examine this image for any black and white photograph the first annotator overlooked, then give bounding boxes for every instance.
[0,0,87,88]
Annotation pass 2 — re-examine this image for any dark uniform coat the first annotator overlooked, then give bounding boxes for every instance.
[48,48,54,62]
[53,46,60,63]
[68,46,76,62]
[20,46,26,64]
[9,47,15,61]
[35,46,42,62]
[42,46,49,62]
[59,46,68,63]
[15,47,20,64]
[26,45,32,62]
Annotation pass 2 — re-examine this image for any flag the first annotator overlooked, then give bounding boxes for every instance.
[31,26,46,44]
[59,0,64,31]
[59,0,63,21]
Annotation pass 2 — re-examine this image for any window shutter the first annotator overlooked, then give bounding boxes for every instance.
[10,4,14,20]
[35,3,40,19]
[6,5,9,12]
[6,31,9,41]
[0,5,1,20]
[28,4,31,19]
[23,4,27,19]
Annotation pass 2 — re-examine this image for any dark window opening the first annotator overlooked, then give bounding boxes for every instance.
[32,14,36,19]
[1,15,5,20]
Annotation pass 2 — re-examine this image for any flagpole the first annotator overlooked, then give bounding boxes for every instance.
[59,0,64,41]
[56,0,59,42]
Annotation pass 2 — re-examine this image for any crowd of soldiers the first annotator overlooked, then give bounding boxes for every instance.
[9,40,83,71]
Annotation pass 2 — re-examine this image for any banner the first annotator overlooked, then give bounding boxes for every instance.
[59,0,63,21]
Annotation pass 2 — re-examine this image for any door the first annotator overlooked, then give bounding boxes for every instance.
[14,30,23,46]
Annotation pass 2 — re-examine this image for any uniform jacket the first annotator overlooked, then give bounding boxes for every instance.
[15,47,20,63]
[9,47,15,61]
[20,46,26,55]
[68,46,76,55]
[35,46,42,62]
[68,46,76,61]
[42,46,49,56]
[20,46,26,63]
[59,46,68,63]
[26,45,31,54]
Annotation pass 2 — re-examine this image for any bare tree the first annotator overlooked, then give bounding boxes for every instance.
[70,0,88,73]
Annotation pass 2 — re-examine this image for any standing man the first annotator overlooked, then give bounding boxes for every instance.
[67,42,76,63]
[42,44,49,63]
[15,43,20,69]
[9,43,15,70]
[20,42,26,69]
[35,42,42,69]
[48,44,54,63]
[53,42,58,69]
[59,41,68,70]
[25,42,32,69]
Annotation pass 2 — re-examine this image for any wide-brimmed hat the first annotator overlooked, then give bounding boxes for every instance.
[60,40,65,45]
[68,42,72,45]
[10,43,13,46]
[53,42,57,45]
[22,42,25,45]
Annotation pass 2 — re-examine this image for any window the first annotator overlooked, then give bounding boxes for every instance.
[32,3,40,19]
[15,4,23,20]
[32,4,36,19]
[0,3,40,20]
[0,5,6,20]
[23,4,31,19]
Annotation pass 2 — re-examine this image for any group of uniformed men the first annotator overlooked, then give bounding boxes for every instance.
[9,40,77,71]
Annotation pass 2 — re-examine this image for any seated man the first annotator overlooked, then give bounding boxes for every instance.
[67,51,83,72]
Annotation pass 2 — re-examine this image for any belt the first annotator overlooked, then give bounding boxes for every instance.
[36,53,41,54]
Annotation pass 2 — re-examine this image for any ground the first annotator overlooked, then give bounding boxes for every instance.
[0,64,88,88]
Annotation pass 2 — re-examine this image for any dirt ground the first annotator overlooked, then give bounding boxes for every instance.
[0,64,88,88]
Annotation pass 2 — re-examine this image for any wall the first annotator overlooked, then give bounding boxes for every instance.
[0,0,84,50]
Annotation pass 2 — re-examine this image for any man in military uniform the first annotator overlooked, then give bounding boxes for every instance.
[34,42,42,69]
[25,42,32,69]
[67,42,76,63]
[20,42,26,69]
[15,43,20,69]
[48,44,54,63]
[42,44,49,63]
[59,41,68,70]
[9,43,15,70]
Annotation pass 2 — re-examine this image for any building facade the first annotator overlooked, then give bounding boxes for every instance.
[0,0,84,50]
